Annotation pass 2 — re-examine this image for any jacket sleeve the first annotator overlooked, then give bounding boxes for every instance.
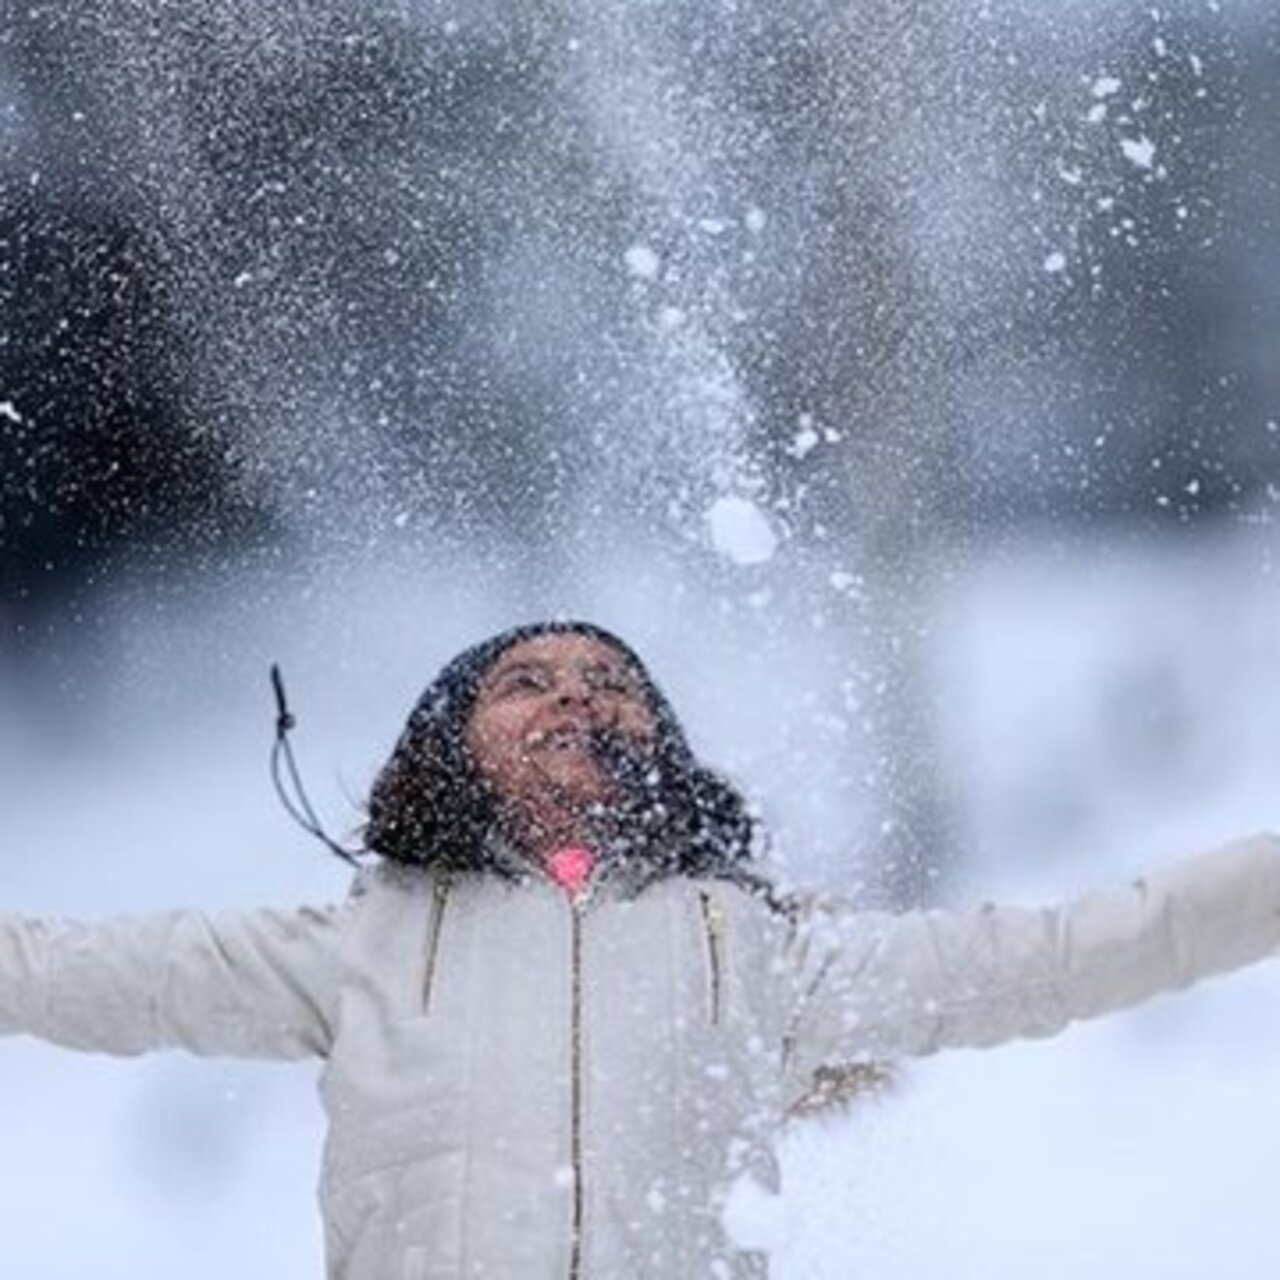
[0,902,346,1060]
[781,833,1280,1103]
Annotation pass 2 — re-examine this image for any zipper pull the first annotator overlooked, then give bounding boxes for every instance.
[546,845,596,898]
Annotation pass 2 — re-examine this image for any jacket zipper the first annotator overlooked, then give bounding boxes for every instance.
[421,876,451,1013]
[568,900,585,1280]
[698,889,725,1026]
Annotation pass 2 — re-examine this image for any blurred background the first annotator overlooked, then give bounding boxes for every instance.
[2,1,1279,1276]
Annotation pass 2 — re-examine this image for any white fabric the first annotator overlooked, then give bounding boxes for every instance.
[3,834,1280,1278]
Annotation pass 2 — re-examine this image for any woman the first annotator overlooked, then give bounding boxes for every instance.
[2,619,1279,1279]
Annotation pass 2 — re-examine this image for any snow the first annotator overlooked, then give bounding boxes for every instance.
[772,998,1280,1278]
[1043,250,1068,273]
[1120,136,1157,170]
[787,425,820,460]
[623,243,662,280]
[706,495,779,565]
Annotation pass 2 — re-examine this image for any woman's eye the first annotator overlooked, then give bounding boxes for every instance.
[499,670,548,694]
[589,671,635,695]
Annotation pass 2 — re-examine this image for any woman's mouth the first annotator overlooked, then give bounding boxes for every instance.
[527,724,596,753]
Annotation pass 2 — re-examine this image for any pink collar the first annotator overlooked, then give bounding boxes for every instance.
[544,845,596,897]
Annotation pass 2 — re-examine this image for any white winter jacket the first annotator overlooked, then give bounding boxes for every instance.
[3,833,1280,1279]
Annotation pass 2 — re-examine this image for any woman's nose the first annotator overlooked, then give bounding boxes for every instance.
[554,673,594,705]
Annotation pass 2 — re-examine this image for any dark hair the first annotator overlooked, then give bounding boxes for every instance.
[364,621,765,890]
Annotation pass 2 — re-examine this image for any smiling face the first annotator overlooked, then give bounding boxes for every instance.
[462,632,659,854]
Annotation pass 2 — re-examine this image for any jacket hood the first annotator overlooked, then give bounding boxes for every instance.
[365,621,765,892]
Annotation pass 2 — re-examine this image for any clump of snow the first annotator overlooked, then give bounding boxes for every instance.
[1120,136,1156,170]
[788,426,821,460]
[1043,251,1068,274]
[0,400,22,424]
[1090,75,1122,98]
[784,414,838,461]
[623,244,661,279]
[828,570,863,600]
[706,496,779,565]
[744,206,767,234]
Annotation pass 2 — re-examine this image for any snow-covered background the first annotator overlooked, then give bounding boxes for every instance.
[3,0,1280,1274]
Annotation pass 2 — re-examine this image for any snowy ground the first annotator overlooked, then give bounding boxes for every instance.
[2,521,1279,1278]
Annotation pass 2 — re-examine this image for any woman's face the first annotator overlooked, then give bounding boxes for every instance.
[463,633,659,829]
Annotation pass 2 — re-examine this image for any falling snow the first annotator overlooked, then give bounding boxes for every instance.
[624,244,662,280]
[1120,135,1157,169]
[706,495,779,565]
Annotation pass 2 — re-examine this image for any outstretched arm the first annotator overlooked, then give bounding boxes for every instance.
[782,833,1280,1100]
[0,902,346,1061]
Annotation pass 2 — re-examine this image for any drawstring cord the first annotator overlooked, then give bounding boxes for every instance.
[270,664,362,868]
